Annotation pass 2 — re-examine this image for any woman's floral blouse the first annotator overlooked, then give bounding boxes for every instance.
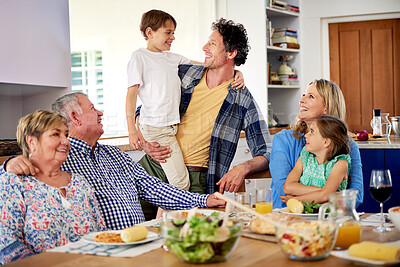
[0,172,106,264]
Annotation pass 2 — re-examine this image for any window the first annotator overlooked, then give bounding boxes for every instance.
[71,51,104,112]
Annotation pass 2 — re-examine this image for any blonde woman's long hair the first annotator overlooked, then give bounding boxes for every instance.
[293,79,346,140]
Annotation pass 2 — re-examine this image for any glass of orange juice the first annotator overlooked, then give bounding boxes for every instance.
[334,221,362,250]
[255,188,273,214]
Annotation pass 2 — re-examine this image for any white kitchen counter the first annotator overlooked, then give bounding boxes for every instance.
[355,135,400,149]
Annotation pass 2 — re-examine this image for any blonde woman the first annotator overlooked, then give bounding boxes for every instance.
[270,79,363,208]
[0,110,106,264]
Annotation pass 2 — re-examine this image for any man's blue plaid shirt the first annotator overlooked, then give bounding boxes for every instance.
[62,138,208,230]
[178,64,272,194]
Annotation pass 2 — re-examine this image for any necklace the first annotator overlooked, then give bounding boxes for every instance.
[57,187,71,209]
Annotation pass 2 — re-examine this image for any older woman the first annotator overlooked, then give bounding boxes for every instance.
[0,110,106,264]
[270,79,363,208]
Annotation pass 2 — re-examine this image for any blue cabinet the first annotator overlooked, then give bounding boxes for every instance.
[358,149,400,212]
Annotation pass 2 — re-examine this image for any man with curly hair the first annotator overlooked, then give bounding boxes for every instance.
[138,18,271,218]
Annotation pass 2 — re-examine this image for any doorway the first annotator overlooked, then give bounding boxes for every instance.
[329,19,400,132]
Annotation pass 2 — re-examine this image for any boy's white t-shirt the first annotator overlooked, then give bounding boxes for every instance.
[127,48,190,127]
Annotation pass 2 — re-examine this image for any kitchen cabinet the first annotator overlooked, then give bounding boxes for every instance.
[357,149,400,212]
[266,0,301,125]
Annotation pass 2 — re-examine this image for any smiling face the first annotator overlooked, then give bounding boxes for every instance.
[31,124,70,164]
[76,94,104,141]
[298,84,327,125]
[202,30,229,69]
[146,19,176,52]
[304,121,328,155]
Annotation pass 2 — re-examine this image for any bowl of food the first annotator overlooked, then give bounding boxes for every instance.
[274,220,338,261]
[160,209,241,263]
[388,206,400,231]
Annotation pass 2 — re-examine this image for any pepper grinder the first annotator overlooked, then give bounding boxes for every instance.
[371,109,382,137]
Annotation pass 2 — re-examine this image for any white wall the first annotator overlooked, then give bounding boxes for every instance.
[301,0,400,88]
[0,0,71,138]
[0,95,22,138]
[221,0,268,117]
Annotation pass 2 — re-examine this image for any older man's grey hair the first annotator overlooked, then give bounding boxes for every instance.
[51,92,86,123]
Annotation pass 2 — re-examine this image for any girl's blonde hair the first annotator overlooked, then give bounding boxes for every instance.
[313,115,350,161]
[16,110,68,157]
[293,79,346,139]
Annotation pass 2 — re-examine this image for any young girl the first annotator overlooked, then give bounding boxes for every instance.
[126,10,243,195]
[282,115,351,204]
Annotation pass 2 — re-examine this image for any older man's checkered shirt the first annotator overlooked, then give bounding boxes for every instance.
[61,137,208,230]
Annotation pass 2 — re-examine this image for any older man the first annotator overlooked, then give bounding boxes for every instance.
[1,93,224,230]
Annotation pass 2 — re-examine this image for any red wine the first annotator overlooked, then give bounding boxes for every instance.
[370,186,392,203]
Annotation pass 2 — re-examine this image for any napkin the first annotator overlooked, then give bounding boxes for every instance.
[49,219,163,257]
[360,213,394,227]
[49,238,163,257]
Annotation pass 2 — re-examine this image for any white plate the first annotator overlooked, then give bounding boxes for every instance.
[276,208,319,219]
[276,208,364,220]
[330,240,400,266]
[82,231,160,246]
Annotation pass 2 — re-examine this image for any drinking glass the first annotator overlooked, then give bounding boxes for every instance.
[255,187,273,214]
[369,169,393,232]
[381,113,392,138]
[234,192,253,226]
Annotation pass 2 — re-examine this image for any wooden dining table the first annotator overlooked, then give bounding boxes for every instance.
[6,214,400,267]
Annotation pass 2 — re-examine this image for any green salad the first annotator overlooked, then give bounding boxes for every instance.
[161,211,241,263]
[302,200,330,214]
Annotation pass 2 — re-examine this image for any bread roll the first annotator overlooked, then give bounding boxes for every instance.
[249,213,305,234]
[348,241,400,261]
[120,226,148,242]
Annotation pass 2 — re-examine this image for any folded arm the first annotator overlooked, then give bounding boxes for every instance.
[283,157,321,196]
[282,159,349,204]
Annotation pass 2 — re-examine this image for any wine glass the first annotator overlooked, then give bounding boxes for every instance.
[369,169,393,232]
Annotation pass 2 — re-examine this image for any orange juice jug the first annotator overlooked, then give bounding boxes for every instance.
[318,189,361,250]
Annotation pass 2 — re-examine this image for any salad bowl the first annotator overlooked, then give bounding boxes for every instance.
[274,220,338,261]
[160,209,242,263]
